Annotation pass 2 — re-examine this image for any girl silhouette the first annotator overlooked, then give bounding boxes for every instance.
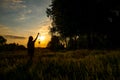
[27,33,39,59]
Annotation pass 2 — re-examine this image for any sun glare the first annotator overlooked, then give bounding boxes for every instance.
[38,35,45,41]
[36,35,51,48]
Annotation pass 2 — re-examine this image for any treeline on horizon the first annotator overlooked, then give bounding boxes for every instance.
[0,36,26,52]
[46,0,120,50]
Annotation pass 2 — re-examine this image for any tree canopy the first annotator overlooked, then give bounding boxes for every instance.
[47,0,120,49]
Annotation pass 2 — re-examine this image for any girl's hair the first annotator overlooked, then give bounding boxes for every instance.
[29,36,33,41]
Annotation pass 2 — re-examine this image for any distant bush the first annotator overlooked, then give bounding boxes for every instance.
[0,43,26,52]
[47,36,64,51]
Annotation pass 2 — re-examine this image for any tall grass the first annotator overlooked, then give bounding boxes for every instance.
[0,49,120,80]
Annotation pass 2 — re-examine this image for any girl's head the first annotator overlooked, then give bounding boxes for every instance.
[29,36,33,41]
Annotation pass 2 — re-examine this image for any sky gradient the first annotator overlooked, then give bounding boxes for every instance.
[0,0,51,48]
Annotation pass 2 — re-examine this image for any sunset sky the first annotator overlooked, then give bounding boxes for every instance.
[0,0,52,48]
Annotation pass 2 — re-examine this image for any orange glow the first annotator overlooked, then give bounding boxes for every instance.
[38,35,45,41]
[35,35,51,48]
[2,19,52,48]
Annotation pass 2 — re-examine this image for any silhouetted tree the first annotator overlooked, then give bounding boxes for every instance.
[47,0,120,49]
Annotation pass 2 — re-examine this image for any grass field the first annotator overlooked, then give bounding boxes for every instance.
[0,49,120,80]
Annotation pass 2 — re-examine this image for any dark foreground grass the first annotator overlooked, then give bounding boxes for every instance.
[0,49,120,80]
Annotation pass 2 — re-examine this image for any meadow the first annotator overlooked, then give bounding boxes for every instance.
[0,49,120,80]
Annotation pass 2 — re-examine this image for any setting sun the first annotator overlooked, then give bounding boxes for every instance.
[35,34,51,48]
[38,36,45,41]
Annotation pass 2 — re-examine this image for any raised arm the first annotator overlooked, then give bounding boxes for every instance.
[34,33,39,42]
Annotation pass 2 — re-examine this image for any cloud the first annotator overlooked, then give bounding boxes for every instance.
[19,14,26,20]
[4,35,26,39]
[0,24,13,35]
[0,24,9,30]
[11,0,23,3]
[0,24,25,36]
[36,20,51,35]
[22,19,51,36]
[0,25,26,39]
[0,0,26,10]
[17,9,32,21]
